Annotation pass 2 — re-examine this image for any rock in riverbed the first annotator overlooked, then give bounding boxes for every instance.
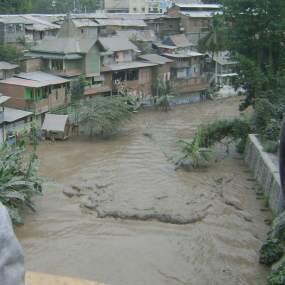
[62,186,81,198]
[80,195,97,210]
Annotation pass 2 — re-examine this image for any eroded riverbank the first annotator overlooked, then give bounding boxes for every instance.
[17,97,271,285]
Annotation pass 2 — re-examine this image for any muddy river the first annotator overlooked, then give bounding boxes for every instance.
[17,97,270,285]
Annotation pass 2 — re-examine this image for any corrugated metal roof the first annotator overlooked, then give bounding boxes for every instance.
[181,11,222,18]
[30,37,96,54]
[0,77,48,88]
[42,114,68,132]
[0,95,10,105]
[0,72,69,88]
[3,107,32,123]
[22,15,60,31]
[212,52,237,66]
[163,51,204,58]
[99,36,139,52]
[176,3,221,9]
[116,30,156,42]
[165,34,193,48]
[153,43,177,49]
[25,52,82,60]
[16,72,70,84]
[96,18,147,27]
[72,19,99,27]
[0,62,19,70]
[102,61,157,72]
[0,15,32,24]
[139,54,173,65]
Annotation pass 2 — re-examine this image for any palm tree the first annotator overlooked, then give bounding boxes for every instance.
[152,79,176,111]
[199,15,226,86]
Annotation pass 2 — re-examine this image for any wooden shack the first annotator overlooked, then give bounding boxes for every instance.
[41,114,70,140]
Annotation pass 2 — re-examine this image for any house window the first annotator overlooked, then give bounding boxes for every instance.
[7,24,15,33]
[16,24,23,32]
[113,71,125,82]
[126,70,138,81]
[177,68,187,79]
[51,60,63,71]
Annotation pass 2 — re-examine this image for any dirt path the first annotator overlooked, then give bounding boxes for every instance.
[17,97,270,285]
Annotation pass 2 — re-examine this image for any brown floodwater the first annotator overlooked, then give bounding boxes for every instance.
[17,97,271,285]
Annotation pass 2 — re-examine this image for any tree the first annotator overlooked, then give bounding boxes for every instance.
[0,45,23,63]
[199,15,226,54]
[152,80,176,111]
[31,0,98,13]
[219,0,285,154]
[71,75,88,103]
[76,96,132,137]
[222,0,285,109]
[0,145,42,224]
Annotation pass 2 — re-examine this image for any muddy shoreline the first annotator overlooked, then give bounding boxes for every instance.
[17,98,271,285]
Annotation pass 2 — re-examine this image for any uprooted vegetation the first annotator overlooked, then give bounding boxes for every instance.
[176,118,252,170]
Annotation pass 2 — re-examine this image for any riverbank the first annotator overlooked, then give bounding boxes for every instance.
[17,97,271,285]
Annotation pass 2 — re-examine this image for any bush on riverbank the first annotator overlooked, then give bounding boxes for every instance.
[0,144,42,224]
[259,211,285,285]
[260,239,284,265]
[267,260,285,285]
[77,96,132,137]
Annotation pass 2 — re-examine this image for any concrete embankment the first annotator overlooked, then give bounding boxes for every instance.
[245,134,285,215]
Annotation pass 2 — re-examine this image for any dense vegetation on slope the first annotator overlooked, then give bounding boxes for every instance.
[198,0,285,151]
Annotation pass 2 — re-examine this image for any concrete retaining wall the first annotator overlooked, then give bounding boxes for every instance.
[245,134,284,215]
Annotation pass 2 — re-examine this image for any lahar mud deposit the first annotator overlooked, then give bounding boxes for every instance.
[17,97,271,285]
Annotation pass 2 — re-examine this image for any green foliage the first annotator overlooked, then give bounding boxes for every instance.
[0,0,99,13]
[0,0,32,13]
[222,0,285,110]
[31,0,98,13]
[71,75,88,103]
[76,96,132,137]
[0,145,42,224]
[199,15,226,53]
[263,140,279,154]
[260,239,284,266]
[194,118,252,153]
[152,80,176,111]
[250,98,283,149]
[252,99,275,133]
[177,135,213,170]
[264,120,281,143]
[271,212,285,243]
[0,45,23,63]
[176,118,252,170]
[267,261,285,285]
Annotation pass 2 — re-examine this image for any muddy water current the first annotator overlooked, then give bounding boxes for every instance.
[17,98,271,285]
